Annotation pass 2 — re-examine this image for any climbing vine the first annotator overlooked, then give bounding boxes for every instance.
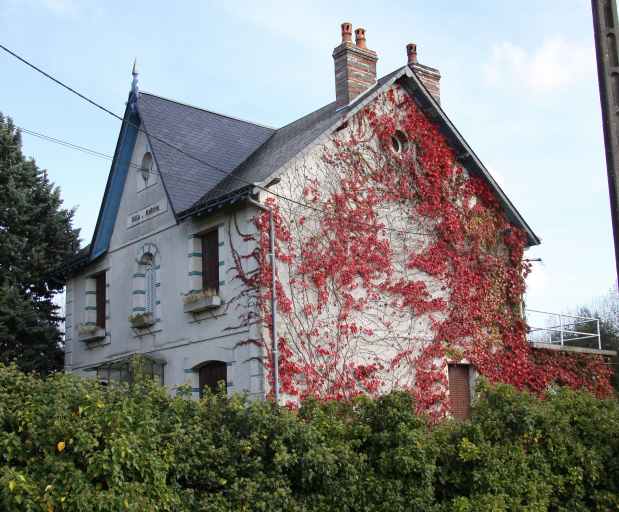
[231,85,613,417]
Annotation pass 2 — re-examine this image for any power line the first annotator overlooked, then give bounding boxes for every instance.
[1,43,435,238]
[19,127,114,161]
[0,42,304,201]
[0,44,124,123]
[18,123,435,239]
[17,125,161,175]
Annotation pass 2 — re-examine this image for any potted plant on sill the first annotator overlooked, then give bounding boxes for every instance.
[183,288,222,314]
[128,312,155,329]
[78,323,105,342]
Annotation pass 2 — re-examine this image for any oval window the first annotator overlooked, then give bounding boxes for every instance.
[391,130,409,153]
[140,152,153,184]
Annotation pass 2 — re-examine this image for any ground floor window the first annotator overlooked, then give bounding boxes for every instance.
[448,363,471,420]
[198,361,227,397]
[93,354,165,386]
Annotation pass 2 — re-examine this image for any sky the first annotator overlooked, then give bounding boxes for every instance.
[1,0,617,314]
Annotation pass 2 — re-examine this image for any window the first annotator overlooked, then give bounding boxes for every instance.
[201,230,219,292]
[391,130,409,153]
[95,355,164,386]
[140,253,155,314]
[132,244,159,323]
[448,364,471,420]
[95,272,106,329]
[198,361,227,397]
[140,152,153,185]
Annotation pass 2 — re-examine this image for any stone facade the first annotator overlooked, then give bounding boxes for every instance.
[65,129,265,399]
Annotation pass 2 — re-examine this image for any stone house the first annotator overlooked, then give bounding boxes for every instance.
[64,23,609,417]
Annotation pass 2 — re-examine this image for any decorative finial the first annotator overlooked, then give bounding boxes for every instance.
[130,58,139,111]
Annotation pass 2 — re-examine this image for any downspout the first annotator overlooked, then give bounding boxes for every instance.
[247,197,280,404]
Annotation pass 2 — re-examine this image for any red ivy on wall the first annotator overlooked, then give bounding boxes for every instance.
[233,85,613,418]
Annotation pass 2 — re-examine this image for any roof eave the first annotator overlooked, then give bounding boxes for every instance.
[399,66,541,246]
[177,184,255,220]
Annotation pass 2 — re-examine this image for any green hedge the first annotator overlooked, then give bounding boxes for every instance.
[0,364,617,511]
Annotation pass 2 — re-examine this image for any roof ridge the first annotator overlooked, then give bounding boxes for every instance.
[275,100,336,132]
[139,91,277,130]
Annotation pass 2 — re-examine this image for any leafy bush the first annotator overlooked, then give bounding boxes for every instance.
[0,365,617,511]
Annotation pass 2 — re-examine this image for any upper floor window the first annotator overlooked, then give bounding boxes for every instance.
[137,151,156,192]
[94,272,106,328]
[140,253,155,314]
[391,130,409,153]
[131,244,159,329]
[201,230,219,293]
[140,152,153,183]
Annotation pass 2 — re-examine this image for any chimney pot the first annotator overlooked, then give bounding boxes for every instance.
[406,42,441,104]
[406,43,418,64]
[333,23,378,108]
[341,22,353,43]
[355,27,367,48]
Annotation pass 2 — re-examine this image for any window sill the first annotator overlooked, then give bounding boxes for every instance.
[78,326,106,342]
[183,294,222,314]
[129,312,156,329]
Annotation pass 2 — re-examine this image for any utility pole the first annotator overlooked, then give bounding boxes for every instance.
[592,0,619,283]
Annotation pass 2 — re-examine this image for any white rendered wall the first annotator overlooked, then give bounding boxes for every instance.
[65,127,265,399]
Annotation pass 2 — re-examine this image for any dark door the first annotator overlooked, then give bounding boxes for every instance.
[448,364,471,420]
[199,361,227,397]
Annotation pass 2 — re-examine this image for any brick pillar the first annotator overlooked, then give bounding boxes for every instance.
[333,23,378,109]
[407,43,441,104]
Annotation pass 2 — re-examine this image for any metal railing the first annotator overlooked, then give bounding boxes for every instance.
[525,309,601,350]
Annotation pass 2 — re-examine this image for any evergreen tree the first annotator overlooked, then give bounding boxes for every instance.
[0,113,80,374]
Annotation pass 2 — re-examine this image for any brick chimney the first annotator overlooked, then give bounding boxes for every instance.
[333,23,378,108]
[407,43,441,103]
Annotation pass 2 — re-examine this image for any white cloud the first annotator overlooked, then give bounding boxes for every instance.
[484,37,595,93]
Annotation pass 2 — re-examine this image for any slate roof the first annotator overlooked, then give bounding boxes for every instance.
[137,93,275,213]
[134,65,539,246]
[187,67,407,214]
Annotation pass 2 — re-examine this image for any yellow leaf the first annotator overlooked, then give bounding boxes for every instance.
[56,441,65,453]
[8,480,15,492]
[96,401,104,409]
[123,498,129,508]
[47,503,54,512]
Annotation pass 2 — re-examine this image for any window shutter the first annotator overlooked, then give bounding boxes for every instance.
[199,361,227,397]
[448,364,471,420]
[201,230,219,292]
[95,273,106,328]
[144,259,155,314]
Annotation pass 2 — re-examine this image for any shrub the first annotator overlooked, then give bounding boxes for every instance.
[0,365,617,511]
[433,381,619,511]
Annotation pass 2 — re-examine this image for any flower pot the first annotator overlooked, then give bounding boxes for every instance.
[129,312,155,329]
